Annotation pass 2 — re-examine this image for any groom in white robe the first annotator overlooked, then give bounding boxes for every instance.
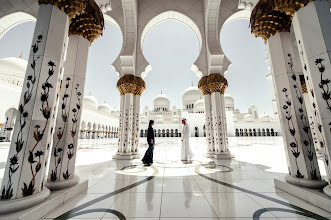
[181,118,194,161]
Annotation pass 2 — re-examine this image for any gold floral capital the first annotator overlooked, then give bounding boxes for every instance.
[117,75,146,96]
[38,0,87,19]
[207,74,228,94]
[250,0,314,42]
[69,0,104,43]
[198,76,210,95]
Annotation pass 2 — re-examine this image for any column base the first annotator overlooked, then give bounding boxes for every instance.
[214,152,235,160]
[132,152,141,159]
[0,187,50,214]
[45,175,79,191]
[323,185,331,198]
[204,152,215,158]
[285,174,328,189]
[113,152,134,160]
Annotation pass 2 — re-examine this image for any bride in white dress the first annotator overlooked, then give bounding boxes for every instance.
[181,118,194,161]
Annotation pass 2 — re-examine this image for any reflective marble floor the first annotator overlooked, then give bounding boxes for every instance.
[0,137,330,219]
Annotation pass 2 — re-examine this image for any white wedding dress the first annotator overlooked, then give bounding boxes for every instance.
[181,121,194,161]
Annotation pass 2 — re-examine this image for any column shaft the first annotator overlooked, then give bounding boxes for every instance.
[46,35,89,189]
[204,94,214,157]
[267,32,326,188]
[292,1,331,185]
[1,4,69,199]
[132,95,140,158]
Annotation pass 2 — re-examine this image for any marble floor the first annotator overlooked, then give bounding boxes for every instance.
[0,137,330,219]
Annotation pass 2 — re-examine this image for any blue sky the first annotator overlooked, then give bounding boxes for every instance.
[0,18,272,116]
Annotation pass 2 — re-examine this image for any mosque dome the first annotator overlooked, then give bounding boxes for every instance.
[0,57,27,78]
[224,94,234,110]
[97,102,112,115]
[111,109,120,117]
[193,99,205,113]
[260,113,271,122]
[172,115,180,123]
[140,115,148,123]
[155,115,164,123]
[182,86,202,106]
[154,94,170,110]
[244,114,254,122]
[83,94,98,111]
[0,57,27,87]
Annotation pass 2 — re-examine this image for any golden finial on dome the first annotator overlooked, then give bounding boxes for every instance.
[19,52,23,59]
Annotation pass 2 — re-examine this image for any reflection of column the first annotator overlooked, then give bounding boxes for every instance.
[292,1,331,196]
[198,76,214,158]
[114,75,145,160]
[267,32,326,188]
[0,2,79,212]
[208,74,233,159]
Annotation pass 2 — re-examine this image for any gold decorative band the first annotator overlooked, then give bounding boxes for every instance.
[250,0,313,42]
[38,0,87,19]
[117,75,146,96]
[69,0,104,43]
[299,75,308,93]
[198,74,228,95]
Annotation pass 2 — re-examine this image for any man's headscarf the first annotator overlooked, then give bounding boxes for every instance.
[182,118,189,126]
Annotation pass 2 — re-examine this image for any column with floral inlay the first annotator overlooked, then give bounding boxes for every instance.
[291,0,331,196]
[267,32,327,188]
[208,74,233,159]
[198,76,214,158]
[131,77,145,159]
[0,0,87,213]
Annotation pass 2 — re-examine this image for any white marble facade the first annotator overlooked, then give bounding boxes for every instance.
[140,86,281,138]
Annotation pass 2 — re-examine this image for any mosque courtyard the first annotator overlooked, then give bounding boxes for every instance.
[1,137,329,219]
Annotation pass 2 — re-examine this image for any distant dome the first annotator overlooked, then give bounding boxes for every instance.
[155,115,164,123]
[97,102,111,115]
[224,94,234,110]
[111,109,120,117]
[140,115,148,123]
[244,114,254,122]
[260,113,271,122]
[193,99,205,113]
[182,86,202,106]
[172,115,180,123]
[0,57,27,86]
[83,94,98,111]
[0,57,27,78]
[154,94,170,110]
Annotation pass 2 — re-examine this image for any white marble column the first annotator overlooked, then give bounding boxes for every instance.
[46,35,89,190]
[211,92,232,159]
[204,94,214,158]
[132,95,141,159]
[292,0,331,195]
[267,32,327,188]
[0,4,69,211]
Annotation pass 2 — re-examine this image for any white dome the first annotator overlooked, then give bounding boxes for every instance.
[97,102,112,115]
[172,115,180,123]
[0,57,27,78]
[182,86,202,105]
[260,113,271,122]
[83,95,98,111]
[224,94,234,110]
[193,99,205,113]
[244,114,254,122]
[140,115,148,123]
[111,109,120,117]
[154,94,170,110]
[155,115,164,123]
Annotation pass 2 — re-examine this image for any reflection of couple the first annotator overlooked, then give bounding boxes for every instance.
[142,118,194,165]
